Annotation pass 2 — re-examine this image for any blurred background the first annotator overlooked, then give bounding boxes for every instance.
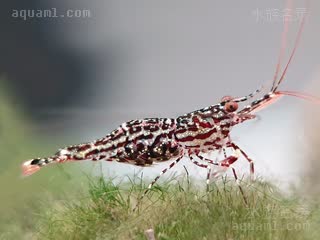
[0,0,320,236]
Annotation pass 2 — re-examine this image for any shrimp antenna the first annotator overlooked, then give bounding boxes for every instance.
[272,0,310,92]
[277,90,320,105]
[226,0,294,105]
[271,0,292,91]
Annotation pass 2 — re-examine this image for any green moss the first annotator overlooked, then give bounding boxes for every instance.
[37,176,313,240]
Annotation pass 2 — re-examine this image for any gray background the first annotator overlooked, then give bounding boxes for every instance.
[2,0,320,189]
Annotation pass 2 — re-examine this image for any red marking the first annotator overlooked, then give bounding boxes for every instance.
[192,116,200,123]
[102,138,112,145]
[22,163,41,176]
[250,163,254,174]
[185,145,200,149]
[196,128,217,140]
[168,131,175,138]
[136,143,145,151]
[175,129,187,134]
[100,146,113,153]
[85,149,99,158]
[78,144,91,151]
[95,139,105,146]
[220,123,230,128]
[221,130,229,136]
[198,121,212,128]
[116,141,126,148]
[213,118,220,124]
[112,132,126,141]
[220,156,237,167]
[178,135,194,142]
[187,123,197,128]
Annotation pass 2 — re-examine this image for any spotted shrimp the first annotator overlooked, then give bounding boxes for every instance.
[22,1,318,201]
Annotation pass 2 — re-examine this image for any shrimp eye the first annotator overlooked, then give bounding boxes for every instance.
[224,101,238,112]
[221,95,234,102]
